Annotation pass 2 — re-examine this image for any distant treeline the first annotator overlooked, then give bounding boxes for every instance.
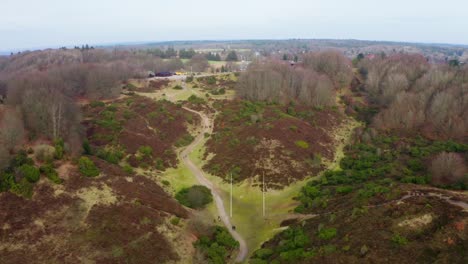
[138,48,238,61]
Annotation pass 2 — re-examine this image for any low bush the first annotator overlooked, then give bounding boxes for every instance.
[162,180,170,186]
[187,95,205,104]
[97,147,124,164]
[295,140,309,149]
[40,164,62,184]
[176,185,213,209]
[78,157,100,177]
[123,164,134,174]
[255,248,274,259]
[90,101,105,108]
[317,227,337,240]
[175,134,195,147]
[18,164,40,183]
[391,233,408,246]
[82,139,92,155]
[9,150,34,169]
[138,146,153,157]
[34,145,55,162]
[194,226,239,263]
[155,158,165,170]
[277,227,315,261]
[335,186,353,194]
[357,183,389,199]
[170,217,180,225]
[10,178,34,198]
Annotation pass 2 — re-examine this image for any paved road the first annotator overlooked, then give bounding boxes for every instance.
[180,107,248,263]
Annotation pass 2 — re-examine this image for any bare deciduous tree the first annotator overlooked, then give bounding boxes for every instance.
[187,54,209,72]
[361,54,466,140]
[237,58,336,107]
[302,50,353,89]
[0,108,25,151]
[430,152,467,186]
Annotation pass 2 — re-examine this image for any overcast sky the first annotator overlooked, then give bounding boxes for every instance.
[1,0,467,51]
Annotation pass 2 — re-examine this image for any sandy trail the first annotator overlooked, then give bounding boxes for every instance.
[180,106,248,263]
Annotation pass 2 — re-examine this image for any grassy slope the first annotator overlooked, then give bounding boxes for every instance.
[158,110,360,257]
[138,75,361,258]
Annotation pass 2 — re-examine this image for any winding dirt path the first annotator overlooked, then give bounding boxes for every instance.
[180,106,248,263]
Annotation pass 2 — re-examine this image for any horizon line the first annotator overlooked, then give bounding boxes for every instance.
[2,37,468,55]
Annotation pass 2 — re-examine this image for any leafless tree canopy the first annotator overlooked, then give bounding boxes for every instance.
[187,54,209,72]
[237,51,351,107]
[0,108,25,150]
[302,50,353,89]
[430,152,467,185]
[359,54,467,140]
[0,48,190,163]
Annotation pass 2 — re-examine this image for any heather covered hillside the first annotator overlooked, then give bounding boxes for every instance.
[0,44,467,264]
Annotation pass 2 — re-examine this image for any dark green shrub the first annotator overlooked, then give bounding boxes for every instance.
[318,227,337,240]
[90,101,105,108]
[123,164,134,174]
[194,226,239,263]
[9,150,33,170]
[250,259,268,264]
[357,183,389,199]
[106,104,118,112]
[40,164,62,184]
[170,217,180,225]
[82,139,92,155]
[18,164,40,183]
[400,175,427,184]
[138,146,153,157]
[276,227,315,261]
[162,180,170,186]
[187,95,205,104]
[176,185,213,209]
[0,173,15,192]
[123,109,135,119]
[255,248,274,259]
[175,134,195,147]
[95,110,122,131]
[335,186,353,194]
[205,76,216,85]
[391,233,408,246]
[10,178,34,198]
[78,157,100,177]
[96,148,124,164]
[229,166,242,180]
[173,85,183,90]
[155,158,165,170]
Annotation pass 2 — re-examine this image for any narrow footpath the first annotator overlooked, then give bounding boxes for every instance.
[180,106,248,263]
